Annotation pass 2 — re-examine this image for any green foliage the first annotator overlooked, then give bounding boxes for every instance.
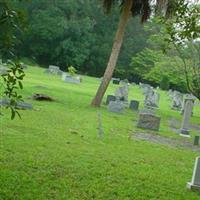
[160,75,169,90]
[68,65,77,76]
[0,0,26,119]
[1,66,200,200]
[129,48,163,83]
[13,1,150,77]
[160,0,200,99]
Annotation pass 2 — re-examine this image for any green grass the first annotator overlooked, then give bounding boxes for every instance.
[1,66,200,200]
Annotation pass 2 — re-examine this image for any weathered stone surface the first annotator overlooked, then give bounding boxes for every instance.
[62,73,81,84]
[129,100,139,111]
[108,100,124,113]
[106,95,116,105]
[44,65,63,75]
[115,84,129,103]
[171,91,183,110]
[0,99,33,110]
[187,157,200,191]
[139,108,155,115]
[139,83,152,95]
[180,98,194,137]
[137,113,161,131]
[144,89,160,108]
[181,94,195,115]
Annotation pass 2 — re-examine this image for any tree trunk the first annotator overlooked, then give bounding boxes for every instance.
[91,0,133,107]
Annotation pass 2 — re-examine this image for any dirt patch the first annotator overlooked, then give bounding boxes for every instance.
[132,132,200,152]
[29,93,55,101]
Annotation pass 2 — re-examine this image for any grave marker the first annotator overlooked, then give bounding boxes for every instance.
[187,157,200,192]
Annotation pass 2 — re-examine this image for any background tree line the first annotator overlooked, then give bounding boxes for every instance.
[4,0,199,94]
[15,0,150,77]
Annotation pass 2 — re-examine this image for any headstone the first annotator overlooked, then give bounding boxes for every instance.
[113,79,120,85]
[45,65,63,75]
[139,108,155,115]
[144,89,160,108]
[97,112,104,138]
[129,100,139,111]
[137,113,161,131]
[187,157,200,191]
[62,73,81,84]
[171,91,183,110]
[108,100,124,113]
[180,98,194,137]
[139,83,152,95]
[115,84,129,104]
[120,79,129,85]
[106,95,116,105]
[181,94,195,115]
[0,99,33,110]
[193,136,199,146]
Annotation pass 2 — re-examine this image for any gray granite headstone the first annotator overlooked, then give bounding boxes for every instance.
[187,157,200,191]
[139,108,155,115]
[45,65,63,75]
[144,89,160,108]
[115,84,129,104]
[108,100,124,113]
[0,99,33,110]
[137,113,161,131]
[106,95,116,105]
[129,100,139,111]
[181,94,195,115]
[171,91,183,110]
[180,98,194,137]
[62,73,81,84]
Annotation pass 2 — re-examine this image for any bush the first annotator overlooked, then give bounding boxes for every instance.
[160,75,170,90]
[68,66,77,76]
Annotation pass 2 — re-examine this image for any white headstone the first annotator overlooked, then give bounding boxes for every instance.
[187,157,200,191]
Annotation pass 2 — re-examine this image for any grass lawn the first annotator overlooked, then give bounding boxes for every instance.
[1,65,200,200]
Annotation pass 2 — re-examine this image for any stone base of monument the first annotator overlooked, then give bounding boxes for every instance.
[187,157,200,192]
[179,129,191,138]
[137,113,160,131]
[108,100,124,114]
[187,182,200,191]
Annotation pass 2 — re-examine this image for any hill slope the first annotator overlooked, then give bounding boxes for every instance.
[1,66,200,200]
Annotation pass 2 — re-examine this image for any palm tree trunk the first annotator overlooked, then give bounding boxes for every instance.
[91,0,133,107]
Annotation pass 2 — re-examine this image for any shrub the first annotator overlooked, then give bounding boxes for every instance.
[160,75,170,90]
[68,66,77,76]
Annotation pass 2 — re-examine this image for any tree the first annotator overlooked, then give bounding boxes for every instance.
[91,0,172,107]
[158,0,200,99]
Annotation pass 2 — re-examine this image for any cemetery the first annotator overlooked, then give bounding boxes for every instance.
[1,1,200,200]
[1,66,200,199]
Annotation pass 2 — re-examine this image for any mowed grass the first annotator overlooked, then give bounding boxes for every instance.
[0,66,200,200]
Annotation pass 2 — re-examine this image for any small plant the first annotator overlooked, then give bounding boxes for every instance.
[68,66,77,77]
